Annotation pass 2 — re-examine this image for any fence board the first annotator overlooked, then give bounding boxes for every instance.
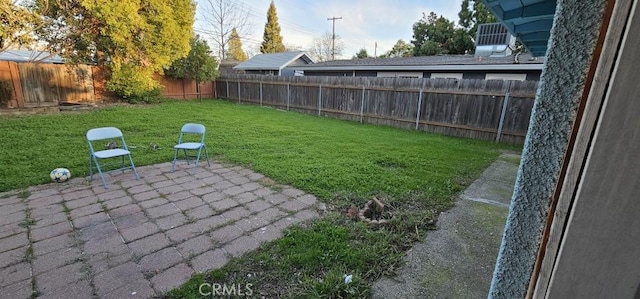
[18,63,94,106]
[159,76,215,99]
[0,61,24,108]
[216,74,537,144]
[1,61,220,110]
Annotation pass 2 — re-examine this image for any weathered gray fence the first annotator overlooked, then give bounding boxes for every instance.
[216,75,538,144]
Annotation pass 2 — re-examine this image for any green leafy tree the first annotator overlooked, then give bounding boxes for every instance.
[0,0,40,52]
[417,40,444,56]
[382,39,414,58]
[166,36,219,100]
[354,48,369,59]
[473,1,497,26]
[448,28,475,54]
[411,12,456,56]
[227,28,247,61]
[33,0,195,101]
[459,0,498,38]
[260,0,285,53]
[412,7,488,56]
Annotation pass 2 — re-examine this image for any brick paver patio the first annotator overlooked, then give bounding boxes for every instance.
[0,161,322,298]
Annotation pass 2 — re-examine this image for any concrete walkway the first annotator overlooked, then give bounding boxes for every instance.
[372,152,519,299]
[0,161,322,298]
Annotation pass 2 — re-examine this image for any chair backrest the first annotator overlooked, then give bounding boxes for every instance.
[178,123,206,144]
[87,127,128,153]
[87,127,124,141]
[181,123,206,134]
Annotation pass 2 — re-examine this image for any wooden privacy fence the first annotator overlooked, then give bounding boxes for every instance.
[156,75,216,99]
[0,61,99,108]
[216,75,538,144]
[19,63,95,107]
[0,61,214,109]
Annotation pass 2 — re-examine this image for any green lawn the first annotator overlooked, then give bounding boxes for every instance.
[0,99,513,297]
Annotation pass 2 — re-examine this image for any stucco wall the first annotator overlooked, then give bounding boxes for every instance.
[488,0,606,297]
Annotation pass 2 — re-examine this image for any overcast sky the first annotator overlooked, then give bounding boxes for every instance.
[193,0,464,59]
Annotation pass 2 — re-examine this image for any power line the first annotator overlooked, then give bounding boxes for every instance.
[242,3,321,35]
[239,3,321,38]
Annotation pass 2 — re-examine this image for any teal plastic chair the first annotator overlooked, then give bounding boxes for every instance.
[172,123,211,174]
[86,127,139,189]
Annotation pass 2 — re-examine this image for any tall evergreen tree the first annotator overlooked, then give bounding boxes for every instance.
[458,0,473,30]
[260,1,285,53]
[228,28,247,61]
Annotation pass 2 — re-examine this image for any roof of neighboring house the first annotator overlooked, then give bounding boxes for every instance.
[0,50,64,64]
[219,59,242,75]
[233,51,314,71]
[294,54,544,72]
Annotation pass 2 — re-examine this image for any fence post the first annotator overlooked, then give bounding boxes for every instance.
[318,84,322,116]
[360,85,366,123]
[237,80,241,103]
[287,83,290,111]
[496,81,512,142]
[415,79,426,130]
[226,80,229,99]
[181,78,186,99]
[260,81,263,106]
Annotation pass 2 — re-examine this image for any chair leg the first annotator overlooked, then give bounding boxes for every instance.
[127,154,140,180]
[89,154,94,182]
[193,148,202,174]
[92,156,108,189]
[204,146,211,167]
[171,149,179,172]
[183,149,190,165]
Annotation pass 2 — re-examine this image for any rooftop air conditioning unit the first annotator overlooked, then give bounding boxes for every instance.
[475,22,516,57]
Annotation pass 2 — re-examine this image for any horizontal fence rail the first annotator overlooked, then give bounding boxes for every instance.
[216,74,538,144]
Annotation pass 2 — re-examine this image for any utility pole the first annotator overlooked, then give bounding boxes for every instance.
[374,42,377,58]
[327,16,342,60]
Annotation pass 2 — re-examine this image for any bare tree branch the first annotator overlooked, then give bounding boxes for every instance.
[199,0,252,60]
[309,32,344,62]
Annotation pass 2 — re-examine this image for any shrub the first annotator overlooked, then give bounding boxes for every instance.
[0,80,13,107]
[106,62,164,104]
[123,88,164,104]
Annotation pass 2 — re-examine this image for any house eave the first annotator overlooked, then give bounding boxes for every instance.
[233,67,279,71]
[294,64,544,72]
